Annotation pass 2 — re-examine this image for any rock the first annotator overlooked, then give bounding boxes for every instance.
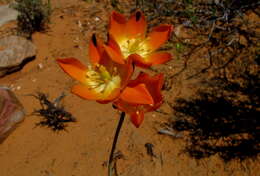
[0,87,26,143]
[0,35,36,77]
[0,4,18,27]
[174,25,194,39]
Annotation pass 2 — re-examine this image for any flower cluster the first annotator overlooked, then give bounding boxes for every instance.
[57,11,173,127]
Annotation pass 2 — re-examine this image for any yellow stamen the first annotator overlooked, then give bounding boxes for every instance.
[85,65,121,96]
[120,37,150,58]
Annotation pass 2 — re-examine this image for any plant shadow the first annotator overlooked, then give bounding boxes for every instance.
[171,65,260,161]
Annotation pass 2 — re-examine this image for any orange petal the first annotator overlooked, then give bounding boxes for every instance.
[132,73,164,111]
[107,34,122,54]
[72,85,120,104]
[89,34,101,64]
[109,11,127,42]
[147,24,173,51]
[132,73,164,96]
[117,57,134,88]
[97,88,121,104]
[57,58,87,84]
[103,45,125,64]
[129,54,151,68]
[71,84,101,100]
[146,52,172,66]
[120,83,154,105]
[126,11,147,39]
[130,111,144,128]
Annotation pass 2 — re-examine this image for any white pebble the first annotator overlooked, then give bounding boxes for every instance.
[78,20,82,28]
[38,63,43,69]
[94,17,100,21]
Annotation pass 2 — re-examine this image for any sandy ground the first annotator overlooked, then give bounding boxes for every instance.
[0,0,259,176]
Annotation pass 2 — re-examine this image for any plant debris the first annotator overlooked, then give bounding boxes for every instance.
[145,143,157,158]
[32,92,76,131]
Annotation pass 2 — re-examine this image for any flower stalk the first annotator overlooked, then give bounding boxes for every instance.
[108,111,125,176]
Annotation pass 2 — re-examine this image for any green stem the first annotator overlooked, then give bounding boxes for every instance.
[108,111,125,176]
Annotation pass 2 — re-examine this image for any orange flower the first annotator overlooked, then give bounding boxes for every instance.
[57,35,155,105]
[105,11,173,67]
[113,73,164,127]
[57,35,134,103]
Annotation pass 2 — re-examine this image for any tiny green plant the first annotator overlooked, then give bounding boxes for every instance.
[11,0,51,38]
[176,43,184,53]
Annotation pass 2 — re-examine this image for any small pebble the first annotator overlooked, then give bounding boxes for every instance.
[78,20,82,28]
[9,84,14,91]
[16,86,21,91]
[38,63,43,69]
[94,17,100,21]
[158,129,183,138]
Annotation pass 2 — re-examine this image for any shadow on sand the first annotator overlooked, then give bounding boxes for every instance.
[171,62,260,161]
